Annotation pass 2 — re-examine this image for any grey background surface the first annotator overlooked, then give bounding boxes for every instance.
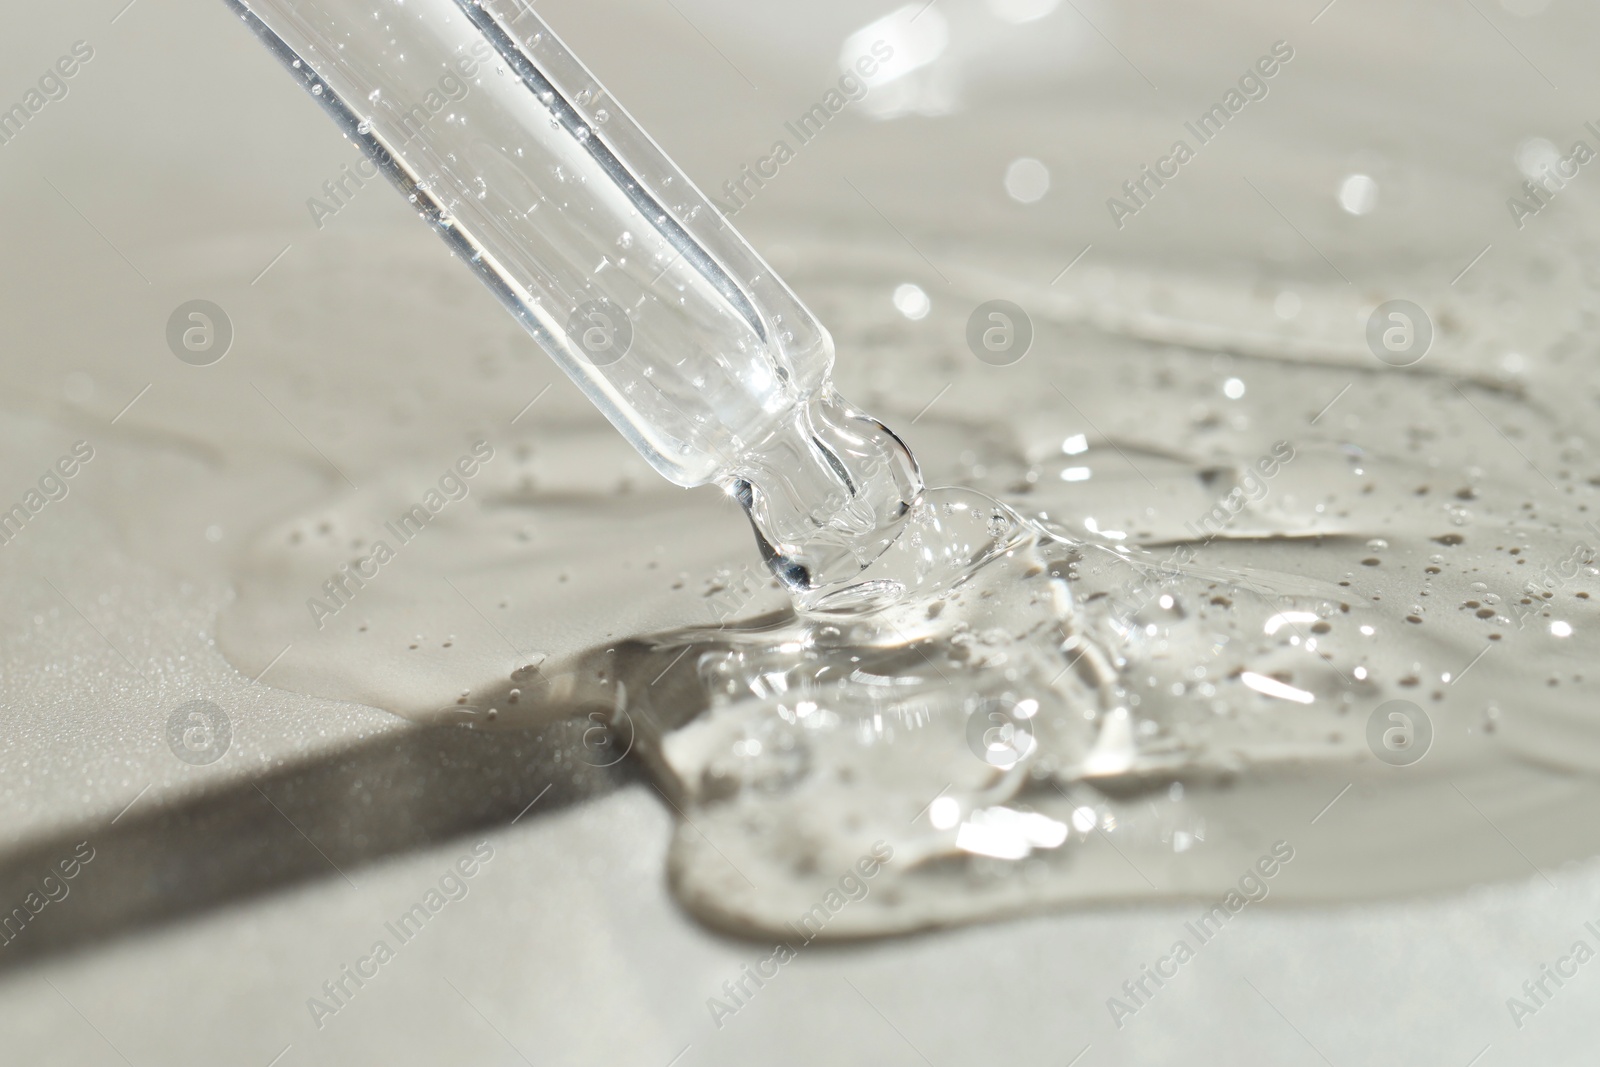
[1,0,1597,1064]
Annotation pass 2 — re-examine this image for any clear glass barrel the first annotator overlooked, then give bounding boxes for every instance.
[227,0,922,598]
[228,0,832,486]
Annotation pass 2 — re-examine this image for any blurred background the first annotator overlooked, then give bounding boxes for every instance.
[3,0,1600,1063]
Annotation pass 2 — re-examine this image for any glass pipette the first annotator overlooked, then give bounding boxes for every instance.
[225,0,922,607]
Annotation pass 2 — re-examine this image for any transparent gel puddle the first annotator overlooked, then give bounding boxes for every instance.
[548,478,1600,937]
[218,252,1600,940]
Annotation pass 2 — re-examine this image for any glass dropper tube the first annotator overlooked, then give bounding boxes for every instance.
[227,0,921,603]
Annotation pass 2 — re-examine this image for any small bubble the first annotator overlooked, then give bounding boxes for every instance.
[893,283,931,321]
[1515,136,1561,178]
[1338,173,1378,215]
[1003,157,1050,204]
